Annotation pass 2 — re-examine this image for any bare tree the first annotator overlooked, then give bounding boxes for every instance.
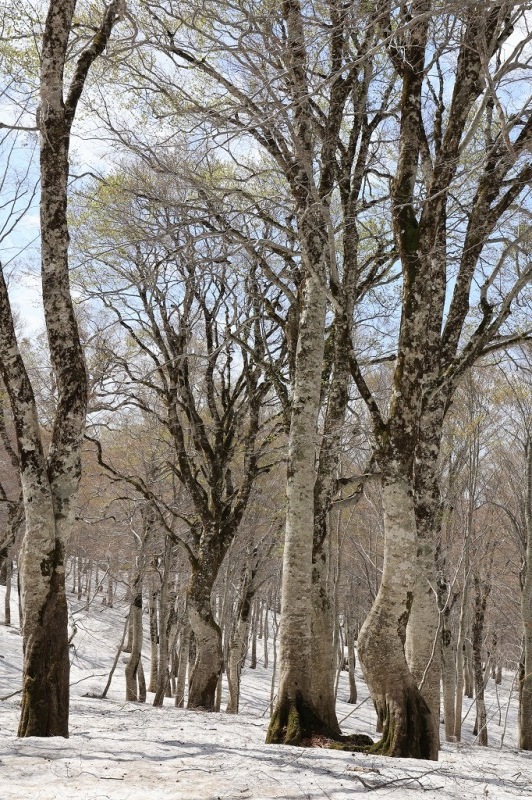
[0,0,125,737]
[351,0,532,759]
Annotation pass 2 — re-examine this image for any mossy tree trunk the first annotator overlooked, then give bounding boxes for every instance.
[358,477,438,759]
[187,534,226,711]
[0,0,124,738]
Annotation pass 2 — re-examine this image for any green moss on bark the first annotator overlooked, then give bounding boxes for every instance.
[266,691,374,749]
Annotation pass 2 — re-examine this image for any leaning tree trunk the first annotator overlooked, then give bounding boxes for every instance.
[358,477,438,760]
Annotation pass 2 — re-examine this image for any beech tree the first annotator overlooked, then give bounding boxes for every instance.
[74,167,279,710]
[352,0,532,759]
[107,0,396,743]
[0,0,125,737]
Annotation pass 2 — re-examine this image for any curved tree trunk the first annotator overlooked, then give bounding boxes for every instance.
[358,478,438,760]
[0,0,123,738]
[187,546,224,711]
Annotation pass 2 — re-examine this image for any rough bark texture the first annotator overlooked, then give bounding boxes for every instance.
[125,578,144,702]
[0,0,124,738]
[266,269,328,744]
[520,438,532,749]
[226,588,253,714]
[358,479,438,759]
[187,544,224,711]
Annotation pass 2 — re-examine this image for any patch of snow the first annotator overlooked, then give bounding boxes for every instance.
[1,587,531,799]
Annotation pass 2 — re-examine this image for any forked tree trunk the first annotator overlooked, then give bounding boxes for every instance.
[0,0,124,738]
[358,478,438,760]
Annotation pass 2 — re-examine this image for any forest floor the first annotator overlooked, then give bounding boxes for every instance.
[1,587,530,799]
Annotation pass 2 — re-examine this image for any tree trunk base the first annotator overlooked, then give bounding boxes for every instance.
[266,692,373,749]
[370,686,437,759]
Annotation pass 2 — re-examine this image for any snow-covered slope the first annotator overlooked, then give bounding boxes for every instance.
[1,588,530,799]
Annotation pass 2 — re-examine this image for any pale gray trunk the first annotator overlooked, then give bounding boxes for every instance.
[249,601,258,670]
[358,478,438,759]
[187,553,224,711]
[175,622,191,708]
[441,602,457,741]
[346,609,357,704]
[226,614,251,714]
[405,536,441,735]
[464,639,474,698]
[472,575,490,746]
[125,579,144,702]
[520,438,532,749]
[3,554,12,626]
[267,268,328,744]
[310,545,338,731]
[263,597,269,669]
[148,584,159,693]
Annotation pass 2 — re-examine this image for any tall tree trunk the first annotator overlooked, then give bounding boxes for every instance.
[227,585,253,714]
[472,574,491,746]
[346,606,357,704]
[4,554,12,626]
[148,580,159,693]
[358,477,438,759]
[520,437,532,749]
[154,539,176,707]
[2,2,125,739]
[187,540,224,711]
[407,403,446,739]
[267,267,329,744]
[125,575,144,702]
[175,621,190,708]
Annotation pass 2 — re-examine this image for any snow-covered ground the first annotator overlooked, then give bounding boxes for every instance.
[1,588,531,799]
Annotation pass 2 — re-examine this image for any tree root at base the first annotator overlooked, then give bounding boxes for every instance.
[266,693,374,750]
